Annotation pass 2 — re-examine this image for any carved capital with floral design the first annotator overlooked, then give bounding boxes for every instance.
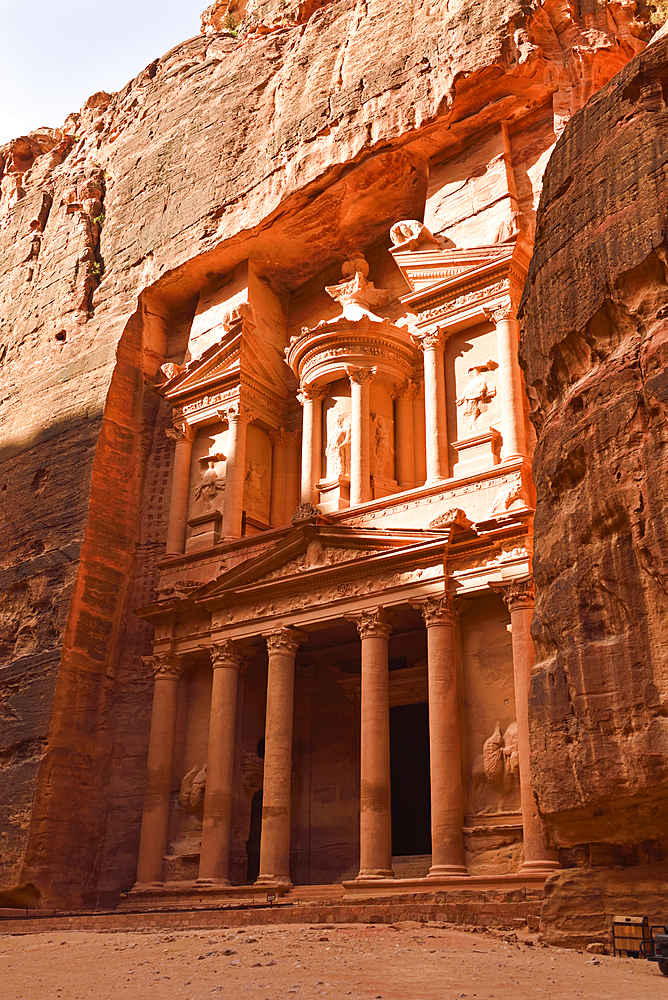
[410,595,457,627]
[264,627,305,657]
[143,652,183,680]
[484,298,516,326]
[210,639,243,671]
[345,607,392,640]
[345,365,377,386]
[297,384,328,406]
[217,402,253,425]
[391,379,420,401]
[165,417,195,444]
[493,578,535,613]
[412,327,446,353]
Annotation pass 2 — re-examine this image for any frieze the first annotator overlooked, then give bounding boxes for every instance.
[416,278,511,323]
[343,474,514,525]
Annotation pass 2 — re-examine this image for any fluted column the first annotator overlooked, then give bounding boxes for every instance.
[298,385,326,505]
[269,430,288,528]
[498,579,560,874]
[346,366,376,506]
[219,402,251,541]
[415,329,449,481]
[392,381,417,490]
[346,608,394,879]
[256,627,304,887]
[412,596,467,876]
[135,653,183,887]
[486,302,527,462]
[198,641,243,884]
[165,418,195,555]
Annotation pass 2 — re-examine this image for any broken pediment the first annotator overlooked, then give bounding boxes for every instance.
[390,239,514,296]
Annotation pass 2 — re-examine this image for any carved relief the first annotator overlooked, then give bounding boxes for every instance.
[195,454,225,503]
[489,479,527,516]
[290,502,320,526]
[456,360,498,430]
[389,219,440,248]
[325,412,350,478]
[178,763,207,817]
[469,722,520,814]
[370,412,394,478]
[429,508,473,530]
[244,459,267,515]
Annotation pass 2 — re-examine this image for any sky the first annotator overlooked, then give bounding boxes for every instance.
[0,0,208,145]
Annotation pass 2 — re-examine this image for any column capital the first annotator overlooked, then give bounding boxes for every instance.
[210,639,243,670]
[411,595,457,627]
[345,607,392,640]
[411,327,446,352]
[297,384,328,405]
[391,379,420,400]
[165,417,195,444]
[345,365,377,385]
[492,577,535,612]
[484,298,517,325]
[264,627,305,656]
[143,652,183,679]
[217,401,253,424]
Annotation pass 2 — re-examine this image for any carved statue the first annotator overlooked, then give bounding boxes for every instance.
[389,219,440,249]
[178,763,207,817]
[325,412,350,478]
[456,360,498,430]
[195,456,225,502]
[244,459,266,512]
[370,412,394,477]
[469,722,520,814]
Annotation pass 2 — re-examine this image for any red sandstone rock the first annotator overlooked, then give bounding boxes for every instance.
[519,33,668,864]
[0,0,650,910]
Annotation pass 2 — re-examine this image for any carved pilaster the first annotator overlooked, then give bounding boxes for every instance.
[345,607,392,640]
[210,640,243,671]
[143,652,183,679]
[411,595,457,628]
[264,627,304,656]
[495,578,535,613]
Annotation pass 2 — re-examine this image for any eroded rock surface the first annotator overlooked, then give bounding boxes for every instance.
[519,35,668,857]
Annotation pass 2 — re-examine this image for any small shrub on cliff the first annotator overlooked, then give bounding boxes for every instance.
[221,13,239,35]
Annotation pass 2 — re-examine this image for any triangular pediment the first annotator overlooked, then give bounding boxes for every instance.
[160,320,287,405]
[196,525,443,603]
[391,243,514,298]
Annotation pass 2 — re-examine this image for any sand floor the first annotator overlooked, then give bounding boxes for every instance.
[0,921,663,1000]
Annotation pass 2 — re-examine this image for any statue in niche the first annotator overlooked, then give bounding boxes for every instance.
[370,412,394,478]
[469,721,520,814]
[195,454,225,503]
[325,412,350,478]
[456,360,498,431]
[244,459,266,513]
[178,763,207,818]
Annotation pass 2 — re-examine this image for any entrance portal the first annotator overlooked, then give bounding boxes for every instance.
[390,702,431,856]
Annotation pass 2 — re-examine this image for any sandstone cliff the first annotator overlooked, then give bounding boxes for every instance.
[519,29,668,940]
[0,0,647,906]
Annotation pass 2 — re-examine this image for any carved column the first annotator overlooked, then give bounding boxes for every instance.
[486,302,527,462]
[198,641,243,884]
[413,381,427,486]
[135,653,183,887]
[165,418,195,555]
[497,579,559,873]
[346,608,394,879]
[347,366,376,506]
[392,381,417,490]
[283,430,301,523]
[298,385,326,505]
[415,330,449,481]
[412,596,467,876]
[219,403,251,541]
[256,627,304,887]
[269,430,288,528]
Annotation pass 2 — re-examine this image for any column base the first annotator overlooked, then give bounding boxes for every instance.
[355,869,395,880]
[195,877,231,888]
[131,880,164,892]
[518,859,561,875]
[254,874,293,889]
[427,865,469,878]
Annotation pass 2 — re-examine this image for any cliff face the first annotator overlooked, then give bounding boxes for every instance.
[519,34,668,863]
[0,0,647,907]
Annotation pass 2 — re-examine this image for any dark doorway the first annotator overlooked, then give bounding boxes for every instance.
[246,790,263,884]
[390,702,431,856]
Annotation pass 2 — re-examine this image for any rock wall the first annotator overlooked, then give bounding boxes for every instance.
[519,32,668,889]
[0,0,647,907]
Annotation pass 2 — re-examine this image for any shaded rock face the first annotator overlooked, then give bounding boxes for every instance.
[519,35,668,856]
[0,0,647,908]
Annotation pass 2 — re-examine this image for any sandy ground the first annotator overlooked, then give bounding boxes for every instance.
[0,921,663,1000]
